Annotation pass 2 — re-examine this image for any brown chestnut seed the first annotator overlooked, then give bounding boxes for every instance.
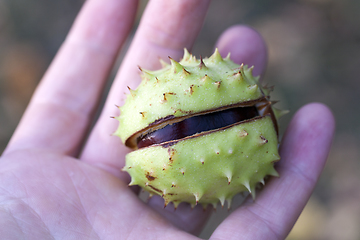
[137,106,259,148]
[125,98,278,149]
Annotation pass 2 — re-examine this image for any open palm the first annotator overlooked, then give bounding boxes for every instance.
[0,1,335,239]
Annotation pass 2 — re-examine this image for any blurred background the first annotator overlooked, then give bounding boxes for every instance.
[0,0,359,239]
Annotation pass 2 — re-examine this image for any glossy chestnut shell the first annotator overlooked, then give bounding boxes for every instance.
[137,106,259,148]
[135,98,277,149]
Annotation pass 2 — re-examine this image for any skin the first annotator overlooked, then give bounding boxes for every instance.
[0,0,335,239]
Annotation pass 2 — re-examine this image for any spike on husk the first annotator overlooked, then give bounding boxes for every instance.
[182,48,192,62]
[273,107,289,119]
[169,57,184,74]
[159,58,169,68]
[209,48,223,62]
[138,66,155,81]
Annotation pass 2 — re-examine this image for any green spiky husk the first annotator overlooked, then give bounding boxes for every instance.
[115,49,284,207]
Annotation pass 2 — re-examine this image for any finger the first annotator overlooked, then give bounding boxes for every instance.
[81,0,211,179]
[210,103,335,240]
[216,25,268,76]
[4,0,138,156]
[81,0,211,236]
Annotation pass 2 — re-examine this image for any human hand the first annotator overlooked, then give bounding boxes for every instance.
[0,1,335,239]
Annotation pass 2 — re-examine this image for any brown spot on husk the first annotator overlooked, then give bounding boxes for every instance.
[148,185,162,193]
[146,172,156,181]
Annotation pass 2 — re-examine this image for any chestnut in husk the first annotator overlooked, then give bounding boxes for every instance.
[114,49,287,208]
